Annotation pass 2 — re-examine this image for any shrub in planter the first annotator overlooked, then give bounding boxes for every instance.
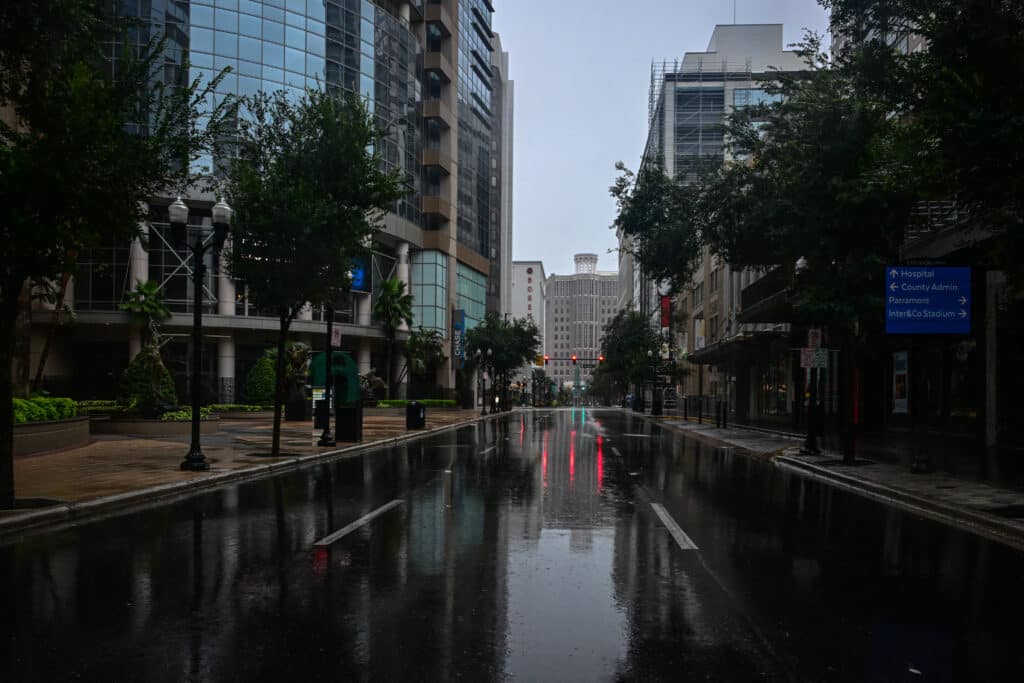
[13,398,45,423]
[119,344,177,416]
[160,406,213,422]
[208,404,265,413]
[12,397,78,423]
[244,357,277,406]
[376,399,456,408]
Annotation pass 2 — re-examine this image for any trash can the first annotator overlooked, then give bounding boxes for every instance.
[406,401,426,429]
[334,403,363,442]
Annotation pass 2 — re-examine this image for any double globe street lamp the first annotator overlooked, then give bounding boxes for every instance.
[169,195,232,472]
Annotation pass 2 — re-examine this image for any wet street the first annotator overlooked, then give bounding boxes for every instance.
[2,409,1023,681]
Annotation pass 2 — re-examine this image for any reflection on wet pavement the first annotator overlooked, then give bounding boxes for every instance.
[1,409,1022,681]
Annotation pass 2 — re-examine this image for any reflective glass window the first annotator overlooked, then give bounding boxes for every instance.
[215,31,237,57]
[263,41,284,67]
[239,35,261,62]
[215,0,238,9]
[191,27,214,53]
[239,0,262,15]
[239,12,261,37]
[307,0,325,22]
[286,25,304,49]
[262,65,284,83]
[286,11,304,28]
[238,59,261,77]
[190,50,213,68]
[263,19,284,42]
[238,75,261,98]
[191,4,214,27]
[306,54,325,78]
[215,8,238,32]
[285,47,304,74]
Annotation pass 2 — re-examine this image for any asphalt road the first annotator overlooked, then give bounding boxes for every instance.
[2,409,1022,681]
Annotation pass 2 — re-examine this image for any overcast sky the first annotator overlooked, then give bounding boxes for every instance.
[492,0,830,277]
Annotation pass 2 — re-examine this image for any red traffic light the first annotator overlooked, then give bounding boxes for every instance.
[598,355,605,363]
[543,354,550,365]
[571,354,578,365]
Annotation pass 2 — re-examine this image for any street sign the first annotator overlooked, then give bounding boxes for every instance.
[807,329,822,349]
[800,347,828,369]
[330,326,342,348]
[886,266,971,334]
[452,309,466,369]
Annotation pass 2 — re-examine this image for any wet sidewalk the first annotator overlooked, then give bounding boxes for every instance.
[0,409,487,535]
[650,415,1024,551]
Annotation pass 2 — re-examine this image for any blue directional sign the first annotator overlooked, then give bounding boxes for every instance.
[885,266,971,335]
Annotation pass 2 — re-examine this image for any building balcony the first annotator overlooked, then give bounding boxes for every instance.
[422,195,452,223]
[422,98,454,129]
[423,148,452,175]
[424,51,455,83]
[424,3,454,34]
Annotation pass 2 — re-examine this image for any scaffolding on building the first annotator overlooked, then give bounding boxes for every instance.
[648,56,756,125]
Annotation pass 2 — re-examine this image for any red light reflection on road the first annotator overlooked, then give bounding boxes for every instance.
[520,417,525,446]
[570,430,576,485]
[312,547,329,576]
[542,431,549,488]
[597,435,604,492]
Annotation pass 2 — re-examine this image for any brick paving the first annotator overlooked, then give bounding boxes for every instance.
[4,410,482,507]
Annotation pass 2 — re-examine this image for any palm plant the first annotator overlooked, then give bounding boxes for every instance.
[372,277,413,398]
[120,280,172,348]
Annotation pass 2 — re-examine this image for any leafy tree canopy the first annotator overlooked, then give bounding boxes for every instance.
[466,313,541,376]
[598,310,660,389]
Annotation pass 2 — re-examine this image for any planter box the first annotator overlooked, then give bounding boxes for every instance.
[90,416,220,437]
[217,410,275,420]
[14,416,91,457]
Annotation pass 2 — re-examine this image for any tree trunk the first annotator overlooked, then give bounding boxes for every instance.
[384,336,394,400]
[839,325,857,464]
[31,271,71,394]
[271,313,291,458]
[0,291,21,509]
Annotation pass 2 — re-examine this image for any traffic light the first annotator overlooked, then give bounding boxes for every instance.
[571,354,578,365]
[543,354,550,366]
[598,355,605,363]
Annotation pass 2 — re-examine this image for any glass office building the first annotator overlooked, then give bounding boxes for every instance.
[44,0,511,401]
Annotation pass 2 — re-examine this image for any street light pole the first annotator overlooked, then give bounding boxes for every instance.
[318,305,336,448]
[174,197,232,472]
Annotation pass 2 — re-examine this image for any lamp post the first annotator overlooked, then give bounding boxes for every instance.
[318,301,336,448]
[171,196,232,472]
[794,256,821,455]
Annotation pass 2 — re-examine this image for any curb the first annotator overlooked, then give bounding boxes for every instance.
[774,454,1024,552]
[0,411,507,541]
[633,411,1024,552]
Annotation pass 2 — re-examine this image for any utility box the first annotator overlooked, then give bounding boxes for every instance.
[406,402,426,429]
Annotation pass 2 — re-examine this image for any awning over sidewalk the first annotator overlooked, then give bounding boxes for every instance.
[688,329,788,365]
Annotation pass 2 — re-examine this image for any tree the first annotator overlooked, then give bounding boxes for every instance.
[227,88,404,457]
[610,159,706,293]
[118,344,177,416]
[119,279,171,347]
[0,1,234,508]
[597,310,660,396]
[398,326,448,389]
[465,313,541,410]
[372,278,413,398]
[823,0,1024,285]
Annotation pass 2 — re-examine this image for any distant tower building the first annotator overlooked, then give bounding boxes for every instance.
[545,254,620,389]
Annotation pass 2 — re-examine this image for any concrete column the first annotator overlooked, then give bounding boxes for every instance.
[396,242,411,332]
[358,339,372,376]
[394,349,407,399]
[300,302,313,321]
[357,293,372,327]
[218,238,236,316]
[129,219,149,289]
[218,335,236,403]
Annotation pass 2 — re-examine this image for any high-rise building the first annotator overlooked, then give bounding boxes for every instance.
[31,0,512,402]
[545,254,619,390]
[626,24,804,405]
[509,260,545,387]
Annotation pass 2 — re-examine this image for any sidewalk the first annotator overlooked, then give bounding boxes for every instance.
[1,409,489,537]
[649,415,1024,552]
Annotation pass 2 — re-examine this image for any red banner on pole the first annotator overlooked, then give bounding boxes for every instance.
[660,295,672,329]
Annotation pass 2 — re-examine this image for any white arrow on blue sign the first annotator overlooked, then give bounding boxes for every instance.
[885,266,971,334]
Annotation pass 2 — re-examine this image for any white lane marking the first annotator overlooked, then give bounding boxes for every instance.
[480,445,497,456]
[651,503,699,550]
[313,499,404,547]
[622,433,651,438]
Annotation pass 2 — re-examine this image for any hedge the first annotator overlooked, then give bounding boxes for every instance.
[160,406,214,422]
[376,399,456,408]
[207,404,270,412]
[12,397,78,423]
[243,357,277,405]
